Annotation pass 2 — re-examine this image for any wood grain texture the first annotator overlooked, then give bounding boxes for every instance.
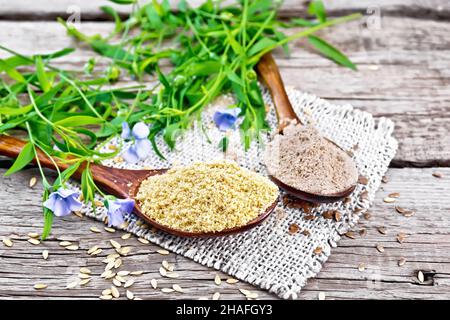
[1,0,450,300]
[0,0,449,20]
[1,167,449,299]
[1,16,450,166]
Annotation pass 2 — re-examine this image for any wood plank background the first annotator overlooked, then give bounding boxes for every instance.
[1,0,449,300]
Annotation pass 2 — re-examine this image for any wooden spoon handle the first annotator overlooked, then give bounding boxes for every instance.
[0,135,130,198]
[0,134,72,173]
[256,53,301,130]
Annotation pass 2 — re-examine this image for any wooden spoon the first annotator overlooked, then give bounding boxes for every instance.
[256,53,357,203]
[0,135,277,237]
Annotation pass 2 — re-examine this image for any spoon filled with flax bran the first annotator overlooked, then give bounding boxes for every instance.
[256,53,358,203]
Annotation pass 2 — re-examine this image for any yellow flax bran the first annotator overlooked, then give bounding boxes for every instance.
[136,161,279,233]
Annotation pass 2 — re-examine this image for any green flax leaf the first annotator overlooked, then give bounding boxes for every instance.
[308,35,356,70]
[4,142,34,176]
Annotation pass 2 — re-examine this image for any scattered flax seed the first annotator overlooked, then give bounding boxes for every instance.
[66,245,79,251]
[313,247,323,255]
[288,223,300,234]
[226,278,239,284]
[78,273,91,279]
[359,229,367,237]
[157,249,170,255]
[358,263,366,272]
[91,248,103,256]
[126,290,134,300]
[377,227,387,235]
[173,284,184,293]
[402,210,415,218]
[322,211,334,219]
[162,260,171,271]
[304,214,315,221]
[376,244,385,253]
[138,238,149,244]
[119,246,131,256]
[73,211,83,218]
[102,288,112,296]
[162,288,175,293]
[383,197,396,203]
[214,274,222,285]
[29,176,37,188]
[117,271,130,276]
[363,212,372,220]
[110,239,121,249]
[111,286,120,298]
[124,279,135,288]
[28,238,40,245]
[397,232,407,244]
[417,271,424,283]
[130,270,144,276]
[104,227,116,233]
[115,274,126,283]
[301,230,311,237]
[101,270,112,278]
[121,233,131,240]
[66,281,78,289]
[28,232,39,238]
[358,176,369,185]
[80,267,91,274]
[80,278,91,286]
[99,295,113,300]
[239,289,250,296]
[105,272,116,280]
[388,192,400,198]
[59,241,72,247]
[114,258,123,269]
[159,267,167,277]
[398,257,406,267]
[105,261,115,271]
[166,272,179,279]
[345,231,356,239]
[2,237,13,247]
[212,292,220,300]
[318,292,326,300]
[246,292,259,299]
[151,279,158,289]
[87,245,99,255]
[34,283,47,290]
[432,172,443,178]
[334,211,342,222]
[90,226,101,233]
[395,206,406,214]
[42,250,49,260]
[112,279,122,287]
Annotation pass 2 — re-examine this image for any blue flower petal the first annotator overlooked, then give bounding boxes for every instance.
[213,108,241,131]
[135,138,152,160]
[52,198,71,217]
[121,122,131,140]
[108,208,125,227]
[44,188,81,217]
[106,198,135,227]
[132,122,149,140]
[122,145,139,164]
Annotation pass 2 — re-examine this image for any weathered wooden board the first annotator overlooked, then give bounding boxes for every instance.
[1,16,450,166]
[1,167,449,299]
[0,0,449,20]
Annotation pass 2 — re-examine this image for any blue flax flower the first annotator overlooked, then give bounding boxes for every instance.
[121,122,152,163]
[213,108,241,131]
[106,198,135,227]
[43,188,82,217]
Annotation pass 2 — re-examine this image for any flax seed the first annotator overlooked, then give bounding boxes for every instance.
[151,279,158,289]
[29,177,37,188]
[42,250,49,260]
[121,233,131,240]
[28,238,40,245]
[157,249,170,255]
[138,238,149,244]
[126,290,134,300]
[2,237,13,247]
[214,274,221,285]
[90,226,101,233]
[212,292,220,300]
[34,283,47,290]
[398,257,406,266]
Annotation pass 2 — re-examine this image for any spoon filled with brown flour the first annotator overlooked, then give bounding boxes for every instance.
[257,53,358,203]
